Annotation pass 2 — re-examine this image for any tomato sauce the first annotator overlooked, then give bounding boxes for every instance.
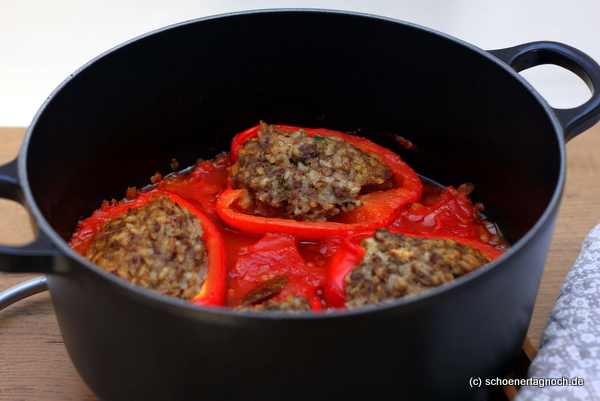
[71,125,507,310]
[146,151,506,307]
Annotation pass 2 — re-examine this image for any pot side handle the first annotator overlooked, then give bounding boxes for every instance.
[0,158,65,274]
[489,41,600,142]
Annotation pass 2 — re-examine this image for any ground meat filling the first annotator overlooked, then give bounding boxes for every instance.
[236,293,312,313]
[233,276,312,313]
[85,194,208,300]
[231,122,393,222]
[345,229,490,308]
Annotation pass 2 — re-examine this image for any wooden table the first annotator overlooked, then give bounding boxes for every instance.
[1,125,600,400]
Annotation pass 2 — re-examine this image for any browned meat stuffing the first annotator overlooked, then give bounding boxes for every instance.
[85,194,208,299]
[234,276,311,313]
[231,122,392,222]
[345,229,490,308]
[236,293,312,313]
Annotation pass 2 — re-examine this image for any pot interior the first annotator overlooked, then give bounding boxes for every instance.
[24,10,561,248]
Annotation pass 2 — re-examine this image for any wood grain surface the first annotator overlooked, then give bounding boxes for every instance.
[1,124,600,400]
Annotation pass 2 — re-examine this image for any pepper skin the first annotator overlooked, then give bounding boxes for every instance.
[323,229,504,308]
[229,232,325,310]
[216,124,423,240]
[69,188,227,307]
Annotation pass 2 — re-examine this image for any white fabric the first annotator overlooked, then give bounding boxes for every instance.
[516,223,600,400]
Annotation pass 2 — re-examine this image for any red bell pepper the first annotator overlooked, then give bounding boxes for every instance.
[388,183,502,245]
[229,232,326,311]
[323,229,504,308]
[216,124,423,240]
[157,153,231,219]
[69,188,227,307]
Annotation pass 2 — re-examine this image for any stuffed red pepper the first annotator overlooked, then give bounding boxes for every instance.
[216,122,423,239]
[69,188,227,306]
[324,228,504,308]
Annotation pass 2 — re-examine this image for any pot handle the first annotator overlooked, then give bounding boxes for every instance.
[0,158,65,274]
[489,41,600,142]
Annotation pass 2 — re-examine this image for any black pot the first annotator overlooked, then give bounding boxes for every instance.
[1,9,600,401]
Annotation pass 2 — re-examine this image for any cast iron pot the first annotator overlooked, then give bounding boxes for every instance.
[1,9,600,401]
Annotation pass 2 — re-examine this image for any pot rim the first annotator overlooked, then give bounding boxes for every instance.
[18,8,567,320]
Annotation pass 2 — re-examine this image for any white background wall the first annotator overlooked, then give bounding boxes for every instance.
[1,0,599,126]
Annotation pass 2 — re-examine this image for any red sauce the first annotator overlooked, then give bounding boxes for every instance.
[147,153,505,307]
[71,138,507,309]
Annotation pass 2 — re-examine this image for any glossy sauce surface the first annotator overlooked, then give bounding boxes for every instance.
[154,152,506,307]
[71,127,506,309]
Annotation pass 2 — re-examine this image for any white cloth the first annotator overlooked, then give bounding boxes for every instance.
[516,223,600,400]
